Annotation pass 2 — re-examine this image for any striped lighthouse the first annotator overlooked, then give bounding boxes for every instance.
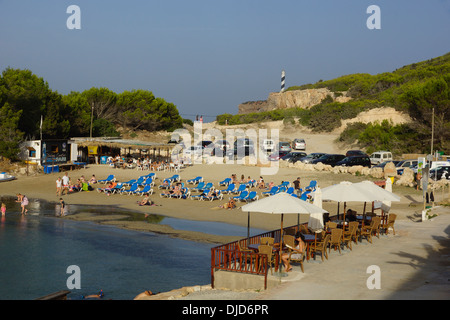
[280,70,286,92]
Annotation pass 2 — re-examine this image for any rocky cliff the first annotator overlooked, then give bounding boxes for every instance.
[238,88,351,114]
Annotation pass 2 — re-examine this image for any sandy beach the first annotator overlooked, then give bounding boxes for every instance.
[1,162,449,300]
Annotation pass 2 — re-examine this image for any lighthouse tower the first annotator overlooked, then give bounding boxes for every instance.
[280,70,286,93]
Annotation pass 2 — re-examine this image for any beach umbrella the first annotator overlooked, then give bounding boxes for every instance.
[309,187,324,232]
[241,192,326,273]
[322,180,401,225]
[353,180,400,202]
[309,187,324,252]
[321,181,376,226]
[354,179,400,223]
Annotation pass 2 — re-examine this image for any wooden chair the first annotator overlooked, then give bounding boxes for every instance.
[326,222,338,230]
[359,217,381,244]
[380,213,397,235]
[237,239,252,253]
[342,222,358,250]
[283,235,295,251]
[310,233,330,261]
[347,221,360,245]
[260,237,275,246]
[237,240,255,271]
[299,224,310,234]
[287,246,306,273]
[258,245,276,275]
[328,228,343,254]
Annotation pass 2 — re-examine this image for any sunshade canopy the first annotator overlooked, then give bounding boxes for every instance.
[321,181,400,203]
[241,192,327,214]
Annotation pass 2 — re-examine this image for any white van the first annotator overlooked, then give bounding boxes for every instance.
[430,160,450,170]
[262,139,275,152]
[413,160,450,173]
[370,151,393,165]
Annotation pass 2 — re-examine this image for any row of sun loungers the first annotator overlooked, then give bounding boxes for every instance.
[95,172,318,203]
[97,173,157,196]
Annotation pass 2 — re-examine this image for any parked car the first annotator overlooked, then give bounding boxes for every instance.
[281,151,307,163]
[292,139,306,150]
[210,140,230,157]
[215,139,230,150]
[370,151,393,165]
[430,166,450,180]
[430,161,450,170]
[232,138,255,159]
[268,150,290,161]
[278,142,292,152]
[412,160,450,173]
[299,153,326,164]
[335,155,371,168]
[345,150,367,157]
[262,139,275,153]
[310,154,346,167]
[396,160,418,175]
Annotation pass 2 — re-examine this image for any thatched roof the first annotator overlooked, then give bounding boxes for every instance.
[71,137,174,150]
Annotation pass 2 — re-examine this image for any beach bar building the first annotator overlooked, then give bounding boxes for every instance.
[19,139,78,169]
[71,137,176,164]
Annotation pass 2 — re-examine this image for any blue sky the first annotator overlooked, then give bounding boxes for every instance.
[1,0,449,121]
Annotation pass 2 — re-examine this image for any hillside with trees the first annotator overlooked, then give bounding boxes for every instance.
[0,68,183,160]
[217,52,449,155]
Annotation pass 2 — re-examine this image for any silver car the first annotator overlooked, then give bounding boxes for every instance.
[278,142,291,152]
[293,139,306,150]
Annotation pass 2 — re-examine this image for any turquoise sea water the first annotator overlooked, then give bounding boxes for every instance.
[0,197,266,300]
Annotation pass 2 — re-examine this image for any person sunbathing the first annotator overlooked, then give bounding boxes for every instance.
[205,188,218,200]
[258,176,265,189]
[138,194,154,206]
[102,181,117,195]
[88,175,97,184]
[264,181,274,190]
[172,184,182,196]
[220,198,236,209]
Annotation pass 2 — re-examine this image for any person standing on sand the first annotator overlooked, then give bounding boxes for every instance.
[56,177,62,197]
[62,173,70,195]
[16,193,29,215]
[59,198,66,216]
[293,177,301,196]
[1,203,6,216]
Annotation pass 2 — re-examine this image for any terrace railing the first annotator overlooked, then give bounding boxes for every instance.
[210,224,302,290]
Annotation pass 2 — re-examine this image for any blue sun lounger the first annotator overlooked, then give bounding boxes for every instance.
[121,183,139,195]
[262,186,278,196]
[98,174,115,184]
[219,177,231,186]
[134,184,153,196]
[220,183,236,194]
[190,181,205,192]
[187,176,203,184]
[244,191,258,202]
[232,184,247,194]
[122,179,137,187]
[304,180,317,192]
[232,190,249,201]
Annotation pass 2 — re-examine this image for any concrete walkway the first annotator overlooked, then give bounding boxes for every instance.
[257,206,450,300]
[176,206,450,300]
